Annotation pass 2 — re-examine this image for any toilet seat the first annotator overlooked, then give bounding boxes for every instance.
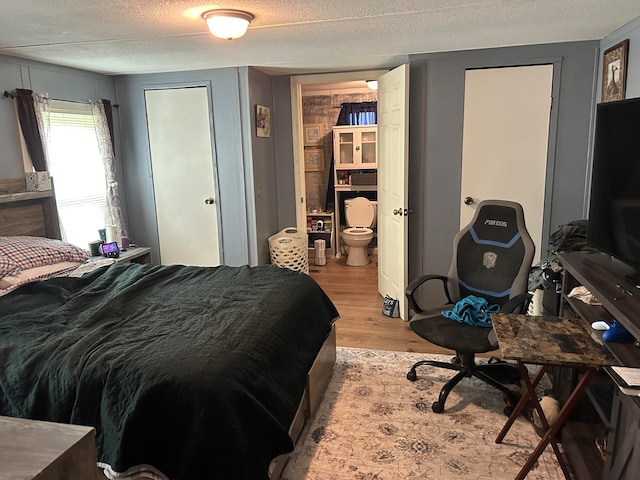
[343,226,373,236]
[345,197,375,228]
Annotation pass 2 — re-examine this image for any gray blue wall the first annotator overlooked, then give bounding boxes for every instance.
[600,18,640,103]
[247,68,279,265]
[269,41,603,289]
[0,55,119,183]
[407,41,600,288]
[271,75,297,229]
[114,68,259,266]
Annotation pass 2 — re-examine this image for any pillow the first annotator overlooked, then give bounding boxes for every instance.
[0,254,21,277]
[0,236,91,272]
[0,261,83,297]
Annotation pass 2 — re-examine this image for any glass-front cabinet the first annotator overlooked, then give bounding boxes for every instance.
[333,125,377,169]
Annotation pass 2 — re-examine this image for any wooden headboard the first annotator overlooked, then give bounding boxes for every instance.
[0,178,61,239]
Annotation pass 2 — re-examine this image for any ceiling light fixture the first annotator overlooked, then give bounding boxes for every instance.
[366,80,378,90]
[202,9,254,40]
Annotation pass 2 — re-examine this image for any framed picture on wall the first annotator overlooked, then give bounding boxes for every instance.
[256,105,270,137]
[304,147,325,171]
[601,39,629,103]
[303,123,324,146]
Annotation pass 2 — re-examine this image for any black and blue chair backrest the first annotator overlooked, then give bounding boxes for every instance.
[447,200,535,308]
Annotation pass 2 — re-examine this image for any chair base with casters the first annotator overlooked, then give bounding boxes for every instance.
[406,311,524,413]
[406,352,522,414]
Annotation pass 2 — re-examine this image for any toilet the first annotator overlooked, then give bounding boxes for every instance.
[342,197,377,266]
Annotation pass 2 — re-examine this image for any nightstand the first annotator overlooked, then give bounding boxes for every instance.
[0,415,101,480]
[114,246,152,264]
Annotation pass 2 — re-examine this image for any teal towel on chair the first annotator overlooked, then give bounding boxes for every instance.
[442,295,500,327]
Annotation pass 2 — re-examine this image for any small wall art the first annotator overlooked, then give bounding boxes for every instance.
[256,105,270,137]
[601,39,629,103]
[303,123,324,146]
[304,147,325,172]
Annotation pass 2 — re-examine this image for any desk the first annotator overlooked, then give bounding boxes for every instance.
[491,313,616,480]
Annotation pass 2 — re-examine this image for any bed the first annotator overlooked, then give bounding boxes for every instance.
[0,178,339,480]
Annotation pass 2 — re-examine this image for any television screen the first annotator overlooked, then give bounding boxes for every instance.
[588,97,640,273]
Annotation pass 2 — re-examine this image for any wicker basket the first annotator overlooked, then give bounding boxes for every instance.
[268,227,309,274]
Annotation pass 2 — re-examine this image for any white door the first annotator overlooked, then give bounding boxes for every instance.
[377,64,410,319]
[460,65,553,264]
[145,87,221,266]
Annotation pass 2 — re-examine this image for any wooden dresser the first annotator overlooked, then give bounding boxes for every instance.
[0,416,101,480]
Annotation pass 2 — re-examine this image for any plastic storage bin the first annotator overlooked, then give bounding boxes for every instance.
[268,227,309,274]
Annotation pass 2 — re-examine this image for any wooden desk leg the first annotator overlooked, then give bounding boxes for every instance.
[496,363,548,444]
[514,367,597,480]
[521,367,572,479]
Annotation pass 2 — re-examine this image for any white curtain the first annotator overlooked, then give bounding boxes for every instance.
[31,92,70,239]
[31,94,128,242]
[90,99,128,238]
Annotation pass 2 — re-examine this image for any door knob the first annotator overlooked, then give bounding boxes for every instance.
[204,197,215,205]
[393,208,403,216]
[464,196,474,205]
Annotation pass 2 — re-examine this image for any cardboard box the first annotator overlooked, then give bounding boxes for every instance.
[25,171,52,191]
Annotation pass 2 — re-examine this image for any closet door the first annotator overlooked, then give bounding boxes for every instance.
[145,86,221,266]
[460,65,553,264]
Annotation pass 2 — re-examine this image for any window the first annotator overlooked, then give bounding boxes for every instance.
[46,100,108,249]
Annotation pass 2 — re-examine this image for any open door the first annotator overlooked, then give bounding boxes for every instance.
[377,64,410,319]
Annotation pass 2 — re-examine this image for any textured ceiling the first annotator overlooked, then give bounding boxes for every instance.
[0,1,639,76]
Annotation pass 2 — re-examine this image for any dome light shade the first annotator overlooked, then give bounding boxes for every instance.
[202,9,254,40]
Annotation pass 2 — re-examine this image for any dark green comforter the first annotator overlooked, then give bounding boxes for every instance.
[0,263,338,479]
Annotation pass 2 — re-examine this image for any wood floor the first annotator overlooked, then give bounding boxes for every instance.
[308,254,452,355]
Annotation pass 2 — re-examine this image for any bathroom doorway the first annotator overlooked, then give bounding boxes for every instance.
[291,71,385,230]
[291,65,409,318]
[300,79,379,260]
[291,67,411,319]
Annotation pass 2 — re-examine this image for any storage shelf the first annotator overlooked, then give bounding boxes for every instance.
[586,379,615,428]
[561,421,606,480]
[562,296,640,368]
[306,211,333,217]
[557,251,640,479]
[306,212,334,257]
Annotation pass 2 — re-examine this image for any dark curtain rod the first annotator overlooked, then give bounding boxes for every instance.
[332,100,378,109]
[2,90,119,108]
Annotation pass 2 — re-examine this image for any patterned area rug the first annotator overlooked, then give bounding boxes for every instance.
[281,347,563,480]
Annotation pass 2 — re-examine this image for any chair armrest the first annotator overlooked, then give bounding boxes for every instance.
[405,274,452,315]
[500,292,532,314]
